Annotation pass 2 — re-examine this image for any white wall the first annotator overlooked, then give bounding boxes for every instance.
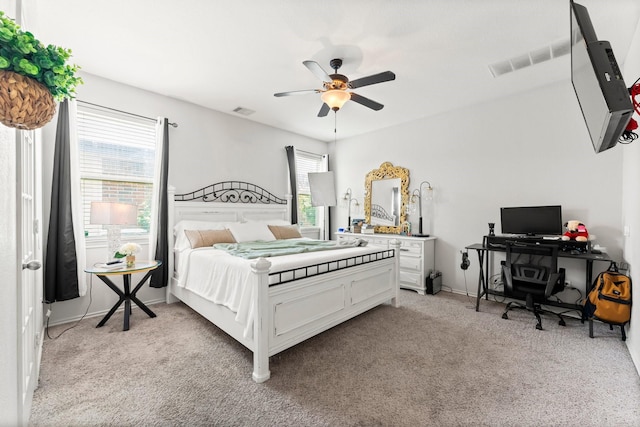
[41,72,328,325]
[333,79,623,299]
[621,19,640,373]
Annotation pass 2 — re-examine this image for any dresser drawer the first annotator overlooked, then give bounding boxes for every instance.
[399,270,422,288]
[339,235,382,246]
[400,240,423,255]
[400,256,422,272]
[369,238,389,246]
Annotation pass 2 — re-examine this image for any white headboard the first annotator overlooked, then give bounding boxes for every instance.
[167,182,291,276]
[169,181,290,225]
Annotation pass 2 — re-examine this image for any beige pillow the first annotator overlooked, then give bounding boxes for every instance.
[268,224,302,240]
[184,229,236,248]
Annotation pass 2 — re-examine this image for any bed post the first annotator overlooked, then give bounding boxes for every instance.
[390,239,401,308]
[251,257,272,383]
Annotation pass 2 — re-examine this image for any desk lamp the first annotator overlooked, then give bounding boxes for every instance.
[90,201,138,261]
[409,181,433,236]
[341,188,360,231]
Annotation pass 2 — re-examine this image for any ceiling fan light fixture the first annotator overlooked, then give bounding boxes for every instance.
[321,89,350,111]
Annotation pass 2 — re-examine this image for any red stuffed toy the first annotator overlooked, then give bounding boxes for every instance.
[561,220,589,242]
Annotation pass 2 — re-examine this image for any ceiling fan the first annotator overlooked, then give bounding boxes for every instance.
[274,58,396,117]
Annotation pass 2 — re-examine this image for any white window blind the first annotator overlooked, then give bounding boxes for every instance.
[77,104,157,237]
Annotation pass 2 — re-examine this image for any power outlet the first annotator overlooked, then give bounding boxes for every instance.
[46,309,52,318]
[564,280,572,288]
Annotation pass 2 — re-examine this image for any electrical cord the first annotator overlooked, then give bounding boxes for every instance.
[462,268,477,309]
[45,275,93,340]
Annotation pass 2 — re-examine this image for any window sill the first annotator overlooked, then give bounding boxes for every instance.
[85,234,149,249]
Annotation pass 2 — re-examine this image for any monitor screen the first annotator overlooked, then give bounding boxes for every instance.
[500,205,562,236]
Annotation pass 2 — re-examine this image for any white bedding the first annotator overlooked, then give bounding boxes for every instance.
[176,243,390,337]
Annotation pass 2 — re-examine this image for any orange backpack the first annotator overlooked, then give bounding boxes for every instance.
[583,266,632,325]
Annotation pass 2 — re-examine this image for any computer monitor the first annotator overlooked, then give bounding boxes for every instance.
[500,205,562,236]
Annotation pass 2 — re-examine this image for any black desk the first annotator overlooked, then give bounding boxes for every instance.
[466,240,612,312]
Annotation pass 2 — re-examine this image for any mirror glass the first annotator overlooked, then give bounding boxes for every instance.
[364,162,410,234]
[370,178,401,226]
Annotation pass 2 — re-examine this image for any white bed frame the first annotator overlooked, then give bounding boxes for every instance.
[165,185,400,382]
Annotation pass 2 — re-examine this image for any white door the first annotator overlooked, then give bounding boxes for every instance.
[18,129,43,425]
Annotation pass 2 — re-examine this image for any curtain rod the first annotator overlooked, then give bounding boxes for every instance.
[77,100,178,128]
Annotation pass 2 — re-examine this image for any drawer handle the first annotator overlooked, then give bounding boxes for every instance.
[399,248,409,251]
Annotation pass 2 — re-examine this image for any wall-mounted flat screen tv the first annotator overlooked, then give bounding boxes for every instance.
[500,205,563,236]
[570,0,633,153]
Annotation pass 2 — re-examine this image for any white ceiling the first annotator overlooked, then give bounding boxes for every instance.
[29,0,640,142]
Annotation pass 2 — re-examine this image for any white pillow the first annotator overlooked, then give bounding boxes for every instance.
[173,220,231,251]
[227,222,277,242]
[245,219,291,226]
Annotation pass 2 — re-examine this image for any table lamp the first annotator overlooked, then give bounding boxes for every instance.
[90,201,138,261]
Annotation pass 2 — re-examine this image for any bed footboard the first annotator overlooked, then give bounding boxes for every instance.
[251,241,400,383]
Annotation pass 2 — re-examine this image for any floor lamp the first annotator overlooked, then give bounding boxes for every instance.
[90,201,138,261]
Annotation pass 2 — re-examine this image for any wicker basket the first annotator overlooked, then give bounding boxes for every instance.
[0,70,56,130]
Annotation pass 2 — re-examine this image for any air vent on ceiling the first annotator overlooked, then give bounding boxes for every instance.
[233,107,255,116]
[488,38,571,77]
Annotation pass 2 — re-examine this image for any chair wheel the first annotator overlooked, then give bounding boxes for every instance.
[502,313,508,319]
[536,324,543,330]
[559,319,566,326]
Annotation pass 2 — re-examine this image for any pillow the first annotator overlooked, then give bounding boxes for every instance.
[268,224,302,240]
[173,220,232,250]
[227,222,277,242]
[245,219,291,226]
[184,229,236,249]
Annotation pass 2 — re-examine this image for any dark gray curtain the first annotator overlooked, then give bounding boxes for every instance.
[44,100,79,302]
[150,118,169,288]
[285,145,298,224]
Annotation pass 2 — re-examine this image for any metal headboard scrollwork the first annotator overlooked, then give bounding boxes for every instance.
[174,181,287,204]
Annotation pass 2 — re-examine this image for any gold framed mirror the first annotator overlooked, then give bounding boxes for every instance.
[364,162,410,234]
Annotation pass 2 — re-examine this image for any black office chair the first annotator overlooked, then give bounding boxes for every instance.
[501,242,566,330]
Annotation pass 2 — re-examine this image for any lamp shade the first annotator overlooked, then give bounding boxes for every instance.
[308,171,337,207]
[320,90,350,111]
[90,202,138,226]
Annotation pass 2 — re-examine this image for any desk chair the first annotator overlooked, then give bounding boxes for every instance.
[501,242,566,330]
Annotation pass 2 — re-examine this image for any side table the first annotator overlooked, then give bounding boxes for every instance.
[85,260,161,331]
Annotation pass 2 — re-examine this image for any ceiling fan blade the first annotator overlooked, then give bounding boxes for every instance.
[350,92,384,111]
[274,89,320,97]
[348,71,396,89]
[303,60,333,83]
[317,103,330,117]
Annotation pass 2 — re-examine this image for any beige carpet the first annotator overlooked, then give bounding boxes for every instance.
[30,290,640,426]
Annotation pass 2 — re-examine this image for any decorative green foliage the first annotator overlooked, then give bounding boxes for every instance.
[0,11,82,101]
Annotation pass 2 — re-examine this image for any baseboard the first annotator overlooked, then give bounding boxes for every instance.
[46,298,166,327]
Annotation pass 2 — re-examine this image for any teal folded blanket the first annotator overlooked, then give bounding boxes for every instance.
[213,238,367,259]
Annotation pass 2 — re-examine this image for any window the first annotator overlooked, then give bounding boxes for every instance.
[77,104,157,237]
[295,150,327,227]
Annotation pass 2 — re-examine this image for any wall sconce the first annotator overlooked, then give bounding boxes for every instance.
[341,188,361,230]
[409,181,433,235]
[90,201,138,260]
